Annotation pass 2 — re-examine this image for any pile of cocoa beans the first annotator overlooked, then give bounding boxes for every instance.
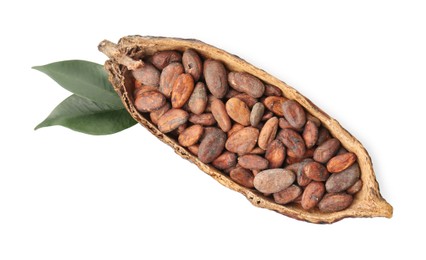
[131,49,362,213]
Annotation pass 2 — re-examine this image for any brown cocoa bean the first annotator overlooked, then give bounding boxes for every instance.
[325,163,360,193]
[306,114,321,127]
[316,127,331,145]
[198,127,226,163]
[277,129,306,158]
[233,93,258,108]
[211,98,232,132]
[212,151,237,170]
[250,102,265,127]
[282,100,306,129]
[133,85,158,97]
[303,120,319,149]
[132,63,160,87]
[313,138,341,163]
[261,111,274,121]
[230,167,254,188]
[178,124,204,147]
[297,159,314,186]
[346,179,363,194]
[225,127,259,155]
[238,154,269,170]
[278,118,302,131]
[303,161,330,181]
[273,185,302,205]
[226,97,251,126]
[157,108,189,133]
[159,62,184,98]
[263,96,287,116]
[188,82,208,115]
[189,113,216,126]
[264,84,282,97]
[171,73,194,108]
[249,147,266,155]
[149,50,182,70]
[301,181,325,210]
[150,102,171,125]
[134,90,166,112]
[258,117,279,150]
[253,169,295,193]
[227,123,245,138]
[187,144,199,155]
[326,152,357,173]
[265,139,286,168]
[204,59,228,98]
[182,49,202,81]
[228,72,265,98]
[318,193,353,213]
[225,89,241,98]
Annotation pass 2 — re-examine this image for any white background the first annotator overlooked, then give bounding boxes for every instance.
[1,0,425,259]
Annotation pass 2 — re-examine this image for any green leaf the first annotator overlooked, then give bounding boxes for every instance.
[33,60,123,107]
[35,94,137,135]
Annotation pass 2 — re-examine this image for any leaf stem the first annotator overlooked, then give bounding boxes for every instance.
[98,40,143,70]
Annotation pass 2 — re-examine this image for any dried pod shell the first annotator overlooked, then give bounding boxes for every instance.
[100,36,392,223]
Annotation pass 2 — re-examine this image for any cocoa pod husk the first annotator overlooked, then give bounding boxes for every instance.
[99,36,392,223]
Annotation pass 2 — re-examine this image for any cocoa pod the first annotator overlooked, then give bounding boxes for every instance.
[228,72,265,98]
[101,36,392,224]
[225,127,259,155]
[318,193,353,213]
[198,127,226,163]
[204,59,228,98]
[253,169,295,193]
[182,49,202,81]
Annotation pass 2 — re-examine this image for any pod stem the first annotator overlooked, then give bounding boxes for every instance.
[98,40,143,70]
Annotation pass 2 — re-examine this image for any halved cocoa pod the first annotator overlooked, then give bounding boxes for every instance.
[99,36,392,223]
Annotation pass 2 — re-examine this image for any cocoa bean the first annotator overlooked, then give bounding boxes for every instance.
[258,117,279,150]
[265,139,286,168]
[204,59,228,98]
[263,96,287,116]
[326,152,357,173]
[301,181,325,210]
[273,185,302,205]
[226,97,251,126]
[188,82,208,115]
[238,154,269,170]
[318,193,353,213]
[182,49,202,81]
[198,127,226,163]
[313,138,340,163]
[189,113,216,126]
[171,73,194,108]
[228,72,265,98]
[253,169,295,193]
[225,127,259,155]
[157,108,189,133]
[132,63,160,87]
[212,151,237,170]
[250,102,265,127]
[178,124,204,147]
[282,100,306,129]
[149,50,182,70]
[159,62,184,98]
[277,129,306,158]
[134,90,166,113]
[325,163,360,193]
[303,161,330,181]
[303,120,319,149]
[264,84,282,97]
[230,167,254,188]
[211,98,232,132]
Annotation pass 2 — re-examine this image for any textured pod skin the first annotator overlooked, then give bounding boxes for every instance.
[100,36,392,223]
